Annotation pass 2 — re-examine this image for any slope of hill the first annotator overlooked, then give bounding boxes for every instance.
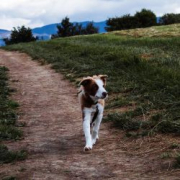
[3,23,180,175]
[0,29,10,38]
[0,29,10,33]
[0,29,10,41]
[4,23,180,135]
[0,39,5,46]
[0,29,10,46]
[110,23,180,37]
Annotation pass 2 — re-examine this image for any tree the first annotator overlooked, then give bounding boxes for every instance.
[106,14,138,31]
[72,23,83,36]
[57,17,74,37]
[84,22,98,34]
[159,13,180,25]
[106,17,119,31]
[134,9,157,28]
[4,26,36,45]
[52,17,99,38]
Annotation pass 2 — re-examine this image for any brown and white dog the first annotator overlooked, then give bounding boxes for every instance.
[78,75,108,151]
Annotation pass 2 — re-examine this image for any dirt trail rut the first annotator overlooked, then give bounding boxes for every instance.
[0,50,180,180]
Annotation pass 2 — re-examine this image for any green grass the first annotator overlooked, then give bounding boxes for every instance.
[0,66,25,169]
[174,154,180,168]
[110,23,180,37]
[3,24,180,136]
[0,144,27,164]
[0,67,22,140]
[2,176,17,180]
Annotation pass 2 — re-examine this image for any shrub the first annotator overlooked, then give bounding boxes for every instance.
[134,9,157,28]
[159,13,180,25]
[4,26,36,45]
[106,14,138,31]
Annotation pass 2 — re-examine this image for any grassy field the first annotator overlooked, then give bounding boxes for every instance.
[3,24,180,138]
[0,66,26,165]
[111,23,180,37]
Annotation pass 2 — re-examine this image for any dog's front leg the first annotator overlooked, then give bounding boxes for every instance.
[92,105,104,145]
[83,108,92,151]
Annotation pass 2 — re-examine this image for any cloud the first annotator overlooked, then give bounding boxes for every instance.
[0,0,180,30]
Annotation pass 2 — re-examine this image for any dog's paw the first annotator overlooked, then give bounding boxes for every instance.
[84,146,92,151]
[92,138,96,145]
[92,134,99,145]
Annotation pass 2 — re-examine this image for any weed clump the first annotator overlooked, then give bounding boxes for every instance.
[2,176,17,180]
[174,154,180,168]
[0,67,22,140]
[0,144,27,164]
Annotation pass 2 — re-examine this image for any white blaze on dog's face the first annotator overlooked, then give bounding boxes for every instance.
[80,75,108,100]
[94,79,107,99]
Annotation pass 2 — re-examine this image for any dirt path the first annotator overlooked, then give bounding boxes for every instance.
[0,49,180,180]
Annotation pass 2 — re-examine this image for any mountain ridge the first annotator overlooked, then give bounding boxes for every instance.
[0,21,107,45]
[32,21,106,35]
[0,21,106,38]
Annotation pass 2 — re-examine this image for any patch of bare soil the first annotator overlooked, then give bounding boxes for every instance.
[0,49,180,180]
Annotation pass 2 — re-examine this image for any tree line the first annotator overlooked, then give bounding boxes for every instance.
[4,10,180,45]
[106,9,180,31]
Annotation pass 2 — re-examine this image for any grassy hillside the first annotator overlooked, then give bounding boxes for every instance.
[3,24,180,137]
[111,23,180,37]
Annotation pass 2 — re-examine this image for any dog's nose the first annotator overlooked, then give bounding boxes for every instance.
[102,92,107,98]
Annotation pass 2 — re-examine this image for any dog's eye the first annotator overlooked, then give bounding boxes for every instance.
[92,84,98,90]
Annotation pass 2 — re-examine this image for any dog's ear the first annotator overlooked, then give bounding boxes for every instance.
[99,75,108,86]
[80,78,92,87]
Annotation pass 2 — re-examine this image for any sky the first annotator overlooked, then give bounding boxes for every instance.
[0,0,180,30]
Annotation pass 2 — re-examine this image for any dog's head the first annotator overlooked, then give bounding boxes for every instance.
[80,75,108,100]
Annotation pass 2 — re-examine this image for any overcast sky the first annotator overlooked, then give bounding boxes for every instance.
[0,0,180,30]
